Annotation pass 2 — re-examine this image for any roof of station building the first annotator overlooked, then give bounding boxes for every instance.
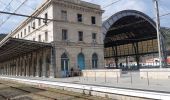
[0,37,52,62]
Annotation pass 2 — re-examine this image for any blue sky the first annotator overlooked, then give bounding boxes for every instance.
[0,0,170,34]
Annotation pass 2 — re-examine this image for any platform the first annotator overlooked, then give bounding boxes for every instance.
[1,73,170,100]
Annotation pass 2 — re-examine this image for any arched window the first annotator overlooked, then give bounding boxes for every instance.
[92,53,98,69]
[77,53,85,70]
[61,53,69,71]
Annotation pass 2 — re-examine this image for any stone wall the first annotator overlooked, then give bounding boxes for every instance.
[140,68,170,79]
[82,69,122,78]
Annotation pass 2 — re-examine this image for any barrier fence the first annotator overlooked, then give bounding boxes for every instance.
[58,70,170,88]
[1,70,170,91]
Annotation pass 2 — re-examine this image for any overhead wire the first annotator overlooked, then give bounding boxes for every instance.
[0,0,29,29]
[0,0,15,25]
[0,7,170,42]
[0,0,15,13]
[102,0,122,20]
[0,0,170,42]
[102,0,122,9]
[15,0,36,10]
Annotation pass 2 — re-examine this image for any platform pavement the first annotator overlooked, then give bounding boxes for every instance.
[1,72,170,93]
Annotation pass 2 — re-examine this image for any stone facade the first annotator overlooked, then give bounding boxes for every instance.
[0,0,104,78]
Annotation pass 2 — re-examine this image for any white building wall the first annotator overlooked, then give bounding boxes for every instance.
[12,4,54,43]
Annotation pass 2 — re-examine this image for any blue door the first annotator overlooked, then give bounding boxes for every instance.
[78,53,85,70]
[61,53,69,77]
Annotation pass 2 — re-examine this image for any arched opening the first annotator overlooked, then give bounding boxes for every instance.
[92,53,98,69]
[61,53,69,77]
[103,10,166,70]
[77,53,85,70]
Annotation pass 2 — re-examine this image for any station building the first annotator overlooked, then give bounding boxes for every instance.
[0,0,104,78]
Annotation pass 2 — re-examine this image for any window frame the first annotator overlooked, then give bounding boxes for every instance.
[45,31,48,42]
[91,16,96,25]
[38,19,41,26]
[38,35,41,42]
[24,29,27,35]
[77,13,83,22]
[28,26,31,33]
[92,33,97,40]
[21,32,23,38]
[61,10,67,21]
[62,29,68,41]
[78,31,83,41]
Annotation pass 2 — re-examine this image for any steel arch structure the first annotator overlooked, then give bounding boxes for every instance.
[102,10,166,70]
[102,10,156,36]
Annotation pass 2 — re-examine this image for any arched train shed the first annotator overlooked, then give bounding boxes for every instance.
[102,10,166,70]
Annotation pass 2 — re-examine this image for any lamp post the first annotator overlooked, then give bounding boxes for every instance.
[153,0,162,68]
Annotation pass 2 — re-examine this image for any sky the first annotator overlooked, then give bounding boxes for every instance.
[0,0,170,34]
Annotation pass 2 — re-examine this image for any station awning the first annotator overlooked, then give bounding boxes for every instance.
[0,37,52,62]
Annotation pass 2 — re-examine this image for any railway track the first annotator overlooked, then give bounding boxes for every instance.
[0,80,112,100]
[0,82,57,100]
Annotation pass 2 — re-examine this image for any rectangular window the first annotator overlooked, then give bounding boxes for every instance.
[28,26,31,32]
[61,10,67,21]
[77,14,82,22]
[62,29,68,40]
[45,13,48,19]
[45,31,48,41]
[18,34,19,38]
[21,32,22,38]
[24,29,26,35]
[92,33,97,40]
[38,19,41,26]
[44,13,48,24]
[32,22,35,29]
[38,35,41,42]
[91,16,96,24]
[78,31,83,41]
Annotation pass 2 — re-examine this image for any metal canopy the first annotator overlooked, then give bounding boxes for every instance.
[103,10,157,47]
[102,10,165,69]
[102,10,166,62]
[0,37,52,62]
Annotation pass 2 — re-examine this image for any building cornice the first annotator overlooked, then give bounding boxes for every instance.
[52,0,104,14]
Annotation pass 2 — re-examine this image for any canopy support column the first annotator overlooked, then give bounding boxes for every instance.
[42,49,47,78]
[49,47,55,78]
[133,43,140,70]
[112,46,119,69]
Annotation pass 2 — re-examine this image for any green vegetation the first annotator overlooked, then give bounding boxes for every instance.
[0,34,7,41]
